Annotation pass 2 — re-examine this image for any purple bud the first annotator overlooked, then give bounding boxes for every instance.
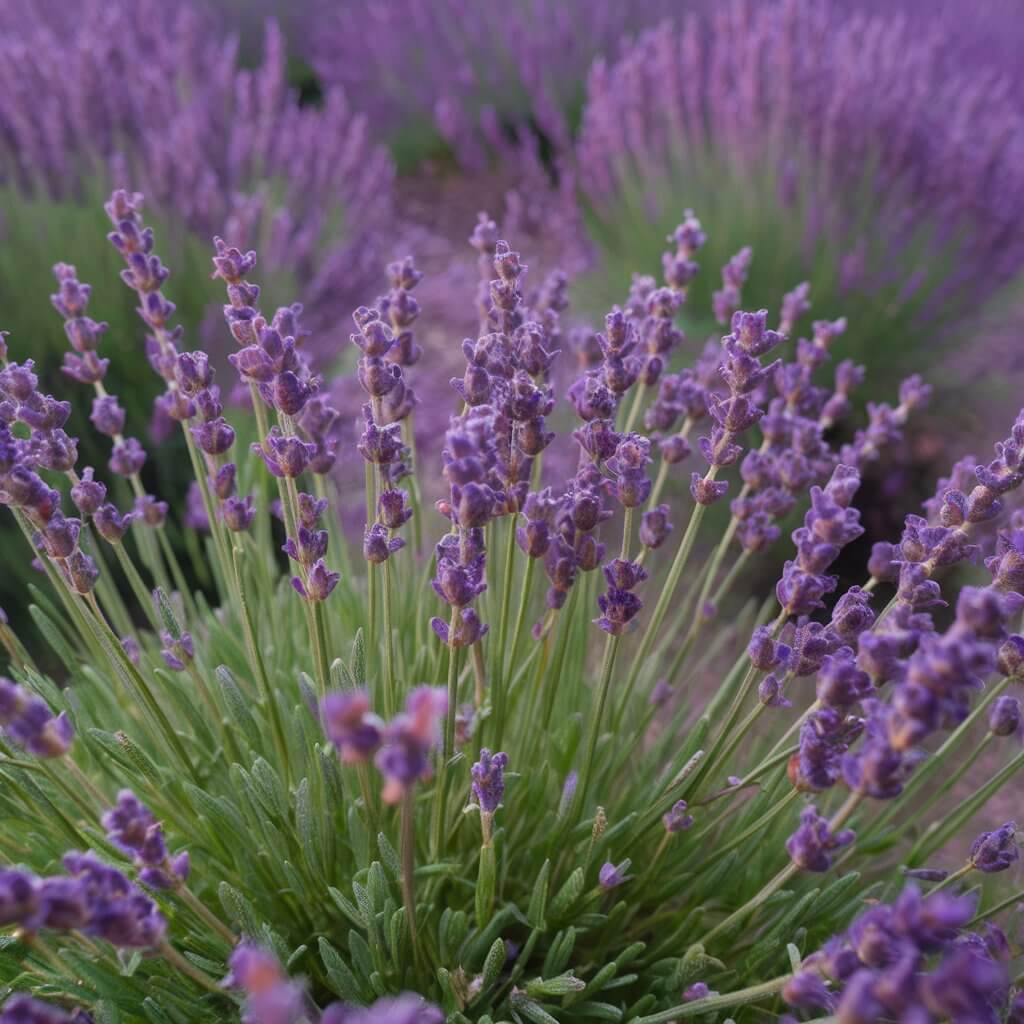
[70,468,106,516]
[471,748,508,815]
[639,504,673,549]
[663,800,693,833]
[989,696,1022,737]
[969,822,1019,873]
[90,395,125,437]
[598,860,631,889]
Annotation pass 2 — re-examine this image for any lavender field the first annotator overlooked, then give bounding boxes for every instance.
[0,1,1021,1022]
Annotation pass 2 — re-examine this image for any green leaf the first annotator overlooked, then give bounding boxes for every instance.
[549,867,584,920]
[542,928,575,978]
[216,666,260,749]
[377,832,401,880]
[509,994,559,1024]
[319,937,363,1002]
[525,972,585,997]
[330,656,355,690]
[28,604,78,674]
[527,859,551,930]
[218,882,260,936]
[482,937,506,989]
[154,587,181,639]
[328,887,363,930]
[350,628,365,687]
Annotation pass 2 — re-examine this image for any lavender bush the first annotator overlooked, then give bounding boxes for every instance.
[307,0,678,171]
[0,0,392,421]
[0,189,1021,1023]
[576,0,1024,391]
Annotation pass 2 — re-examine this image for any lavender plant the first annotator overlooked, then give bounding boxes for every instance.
[576,0,1024,392]
[306,0,679,171]
[0,189,1021,1024]
[0,0,393,637]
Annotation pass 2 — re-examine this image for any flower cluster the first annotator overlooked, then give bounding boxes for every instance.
[102,791,189,890]
[785,884,1007,1022]
[0,853,165,949]
[0,677,73,758]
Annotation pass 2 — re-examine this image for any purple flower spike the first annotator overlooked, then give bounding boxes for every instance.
[93,504,136,545]
[252,428,316,479]
[969,822,1019,873]
[320,995,444,1024]
[471,749,508,816]
[0,678,74,758]
[70,468,106,516]
[159,631,194,673]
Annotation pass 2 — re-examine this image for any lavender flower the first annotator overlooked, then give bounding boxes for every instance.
[663,800,694,834]
[470,749,508,816]
[0,995,79,1024]
[786,805,855,872]
[321,995,444,1024]
[598,860,631,890]
[321,690,383,764]
[376,687,447,804]
[102,791,188,890]
[0,678,73,758]
[224,943,307,1024]
[969,822,1019,873]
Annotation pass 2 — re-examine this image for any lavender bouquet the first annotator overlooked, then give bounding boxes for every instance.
[0,190,1021,1024]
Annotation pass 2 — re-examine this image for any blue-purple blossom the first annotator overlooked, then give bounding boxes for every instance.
[0,678,73,758]
[471,749,507,816]
[786,805,855,872]
[376,687,447,804]
[224,943,307,1024]
[598,860,631,890]
[321,690,383,765]
[102,791,188,890]
[969,822,1019,874]
[320,994,444,1024]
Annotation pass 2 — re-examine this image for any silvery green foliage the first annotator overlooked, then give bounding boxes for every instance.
[0,193,1020,1023]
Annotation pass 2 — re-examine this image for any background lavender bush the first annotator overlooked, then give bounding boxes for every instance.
[307,0,679,171]
[575,0,1024,397]
[0,187,1021,1022]
[0,0,393,635]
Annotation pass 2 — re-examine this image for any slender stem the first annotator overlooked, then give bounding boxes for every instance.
[567,633,620,828]
[491,516,519,749]
[230,545,291,783]
[471,642,487,709]
[63,757,107,810]
[158,940,227,996]
[505,555,536,685]
[400,788,422,964]
[154,524,196,619]
[622,382,647,435]
[620,484,713,708]
[175,881,236,944]
[700,860,799,949]
[928,863,973,895]
[633,972,795,1023]
[381,552,397,718]
[443,611,461,761]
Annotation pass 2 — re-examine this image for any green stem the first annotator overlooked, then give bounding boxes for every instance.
[505,555,536,685]
[620,483,713,709]
[491,515,519,749]
[110,541,161,634]
[158,940,228,996]
[231,545,291,783]
[400,787,422,966]
[633,972,795,1023]
[566,633,620,828]
[381,551,397,718]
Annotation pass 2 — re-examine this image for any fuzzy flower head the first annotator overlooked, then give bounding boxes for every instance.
[376,687,447,804]
[0,678,73,758]
[470,748,507,817]
[320,690,383,764]
[969,822,1019,873]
